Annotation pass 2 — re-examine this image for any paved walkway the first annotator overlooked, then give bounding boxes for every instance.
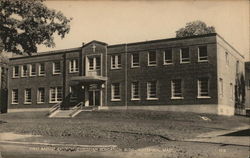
[8,108,49,113]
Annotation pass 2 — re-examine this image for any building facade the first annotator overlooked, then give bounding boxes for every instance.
[8,33,246,115]
[245,62,250,112]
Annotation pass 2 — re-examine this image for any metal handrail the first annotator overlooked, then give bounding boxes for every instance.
[49,102,62,114]
[69,102,83,117]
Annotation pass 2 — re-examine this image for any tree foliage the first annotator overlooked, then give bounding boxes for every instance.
[176,20,216,38]
[235,73,245,110]
[0,0,71,55]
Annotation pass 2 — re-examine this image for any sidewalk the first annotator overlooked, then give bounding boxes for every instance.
[7,108,49,113]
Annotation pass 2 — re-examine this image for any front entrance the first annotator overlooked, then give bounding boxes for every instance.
[89,90,100,106]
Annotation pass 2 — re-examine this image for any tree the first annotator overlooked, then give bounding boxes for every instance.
[0,0,71,55]
[176,20,215,38]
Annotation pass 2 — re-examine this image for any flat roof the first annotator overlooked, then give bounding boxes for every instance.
[9,33,244,60]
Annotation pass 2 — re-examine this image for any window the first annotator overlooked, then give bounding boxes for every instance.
[180,48,190,63]
[248,80,250,89]
[148,51,157,66]
[131,53,140,67]
[24,88,31,104]
[53,61,61,74]
[230,83,233,100]
[171,79,183,99]
[37,88,45,103]
[131,81,140,100]
[49,87,62,103]
[111,83,121,101]
[198,78,209,98]
[111,55,121,69]
[219,78,223,97]
[69,59,79,73]
[13,66,19,78]
[198,46,208,62]
[21,65,28,77]
[29,64,36,76]
[236,61,239,74]
[164,49,173,64]
[12,89,18,104]
[38,63,45,76]
[225,52,229,65]
[147,81,157,99]
[88,56,101,70]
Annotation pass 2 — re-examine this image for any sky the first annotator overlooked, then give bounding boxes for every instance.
[39,0,250,60]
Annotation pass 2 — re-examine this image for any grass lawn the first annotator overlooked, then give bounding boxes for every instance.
[0,110,249,148]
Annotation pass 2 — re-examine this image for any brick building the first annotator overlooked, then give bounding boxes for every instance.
[245,62,250,112]
[8,33,246,115]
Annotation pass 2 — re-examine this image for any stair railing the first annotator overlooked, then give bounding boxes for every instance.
[48,102,62,115]
[69,102,83,117]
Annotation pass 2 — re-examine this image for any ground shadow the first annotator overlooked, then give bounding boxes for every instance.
[222,129,250,136]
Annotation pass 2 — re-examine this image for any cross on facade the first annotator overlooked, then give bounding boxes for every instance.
[92,44,96,52]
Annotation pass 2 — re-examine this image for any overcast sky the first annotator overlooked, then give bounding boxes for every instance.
[39,0,250,60]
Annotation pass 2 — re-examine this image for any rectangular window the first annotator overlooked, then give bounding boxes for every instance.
[29,64,36,76]
[131,53,140,67]
[164,49,173,64]
[49,87,62,103]
[248,80,250,89]
[37,88,45,103]
[198,46,208,62]
[198,78,209,98]
[69,59,79,73]
[180,48,190,63]
[171,79,183,99]
[111,83,121,101]
[13,66,19,78]
[111,55,121,69]
[148,51,157,66]
[38,63,45,76]
[147,81,157,99]
[24,88,31,104]
[225,52,229,65]
[219,78,223,97]
[131,81,140,100]
[21,65,28,77]
[12,89,18,104]
[88,56,101,70]
[230,83,233,100]
[53,61,61,74]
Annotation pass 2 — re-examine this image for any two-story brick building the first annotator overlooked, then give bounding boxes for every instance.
[8,33,246,115]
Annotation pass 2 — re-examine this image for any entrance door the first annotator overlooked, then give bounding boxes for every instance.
[89,90,100,106]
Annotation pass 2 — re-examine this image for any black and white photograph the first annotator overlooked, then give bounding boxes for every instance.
[0,0,249,157]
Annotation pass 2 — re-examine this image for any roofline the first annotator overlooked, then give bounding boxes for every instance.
[10,47,81,60]
[216,33,245,59]
[108,33,217,48]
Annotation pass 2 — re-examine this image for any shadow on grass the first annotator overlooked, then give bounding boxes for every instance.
[222,129,250,136]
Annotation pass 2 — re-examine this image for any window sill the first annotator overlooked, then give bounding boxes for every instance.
[21,76,28,78]
[163,63,173,65]
[38,74,46,77]
[24,102,32,105]
[171,97,184,100]
[197,96,211,99]
[49,101,60,104]
[131,66,140,68]
[180,62,190,64]
[52,73,61,75]
[111,99,121,102]
[11,103,18,105]
[146,98,159,100]
[69,71,79,74]
[37,102,45,104]
[12,77,20,79]
[29,75,36,77]
[111,68,122,70]
[131,98,140,101]
[198,60,208,63]
[147,64,157,67]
